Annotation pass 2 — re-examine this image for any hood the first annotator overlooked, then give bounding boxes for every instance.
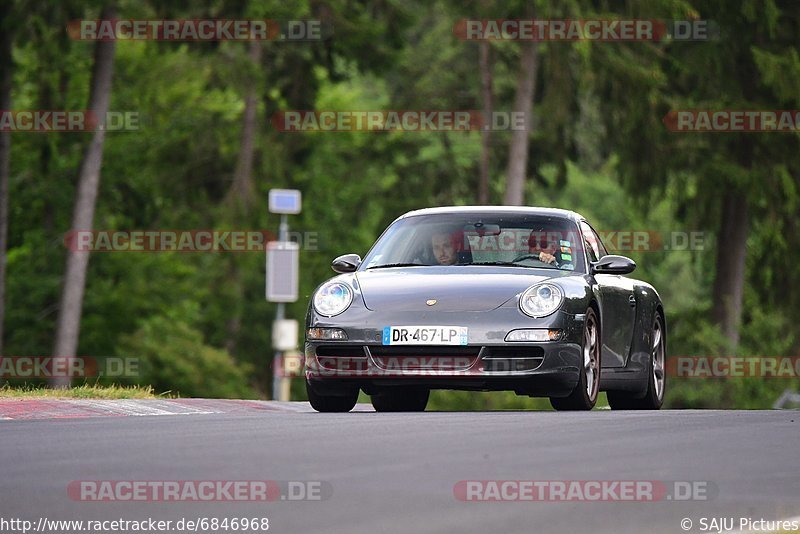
[355,266,558,312]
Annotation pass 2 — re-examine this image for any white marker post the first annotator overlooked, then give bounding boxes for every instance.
[267,189,302,401]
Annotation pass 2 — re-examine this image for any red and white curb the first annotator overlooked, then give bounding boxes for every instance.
[0,398,347,421]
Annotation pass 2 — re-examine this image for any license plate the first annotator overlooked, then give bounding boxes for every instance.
[382,326,468,346]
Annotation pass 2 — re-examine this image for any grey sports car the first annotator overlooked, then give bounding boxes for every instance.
[304,207,666,412]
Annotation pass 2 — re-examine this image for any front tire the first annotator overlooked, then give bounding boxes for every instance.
[371,388,429,412]
[608,313,665,410]
[550,307,601,411]
[306,379,358,413]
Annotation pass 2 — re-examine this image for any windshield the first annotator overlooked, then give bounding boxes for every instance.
[361,212,586,272]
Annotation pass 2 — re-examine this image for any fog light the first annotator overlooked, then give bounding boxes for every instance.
[306,327,348,341]
[505,329,561,342]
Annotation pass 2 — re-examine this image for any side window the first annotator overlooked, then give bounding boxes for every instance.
[580,222,602,263]
[587,223,608,258]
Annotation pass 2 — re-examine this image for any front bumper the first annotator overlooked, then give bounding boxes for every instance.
[304,309,585,397]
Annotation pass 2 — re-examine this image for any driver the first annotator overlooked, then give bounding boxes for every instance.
[431,231,460,265]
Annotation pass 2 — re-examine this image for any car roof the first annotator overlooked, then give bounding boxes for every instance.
[396,206,586,223]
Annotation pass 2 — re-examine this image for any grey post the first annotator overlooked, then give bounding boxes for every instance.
[272,214,288,400]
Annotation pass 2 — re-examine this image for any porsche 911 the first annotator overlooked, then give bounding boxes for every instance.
[304,207,666,412]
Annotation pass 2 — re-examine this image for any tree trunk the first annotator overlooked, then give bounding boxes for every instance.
[222,42,263,354]
[51,10,116,388]
[0,3,13,355]
[227,41,262,209]
[223,261,242,355]
[478,40,493,204]
[503,38,538,206]
[711,191,749,349]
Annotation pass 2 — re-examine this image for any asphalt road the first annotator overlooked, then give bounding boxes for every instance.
[2,407,799,534]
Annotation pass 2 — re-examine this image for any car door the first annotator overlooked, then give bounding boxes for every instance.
[580,221,637,368]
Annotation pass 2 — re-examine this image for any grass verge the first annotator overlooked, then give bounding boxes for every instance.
[0,384,164,399]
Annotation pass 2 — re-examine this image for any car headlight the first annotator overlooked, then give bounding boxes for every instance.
[520,283,563,318]
[313,281,354,317]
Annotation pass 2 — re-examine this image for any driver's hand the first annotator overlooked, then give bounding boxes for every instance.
[538,252,556,264]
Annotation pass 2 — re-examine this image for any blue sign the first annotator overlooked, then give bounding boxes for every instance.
[269,189,302,214]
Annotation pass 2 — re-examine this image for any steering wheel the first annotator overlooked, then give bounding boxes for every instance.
[512,253,557,266]
[513,253,537,262]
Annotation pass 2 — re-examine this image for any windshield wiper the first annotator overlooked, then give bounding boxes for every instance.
[468,261,559,269]
[366,262,428,269]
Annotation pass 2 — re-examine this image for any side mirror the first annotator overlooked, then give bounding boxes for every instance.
[591,254,636,275]
[331,254,361,274]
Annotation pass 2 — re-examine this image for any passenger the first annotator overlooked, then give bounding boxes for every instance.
[527,232,562,266]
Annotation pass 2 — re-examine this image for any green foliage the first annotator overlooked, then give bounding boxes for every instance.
[428,391,555,411]
[118,303,257,399]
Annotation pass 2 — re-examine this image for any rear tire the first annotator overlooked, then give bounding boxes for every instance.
[306,379,358,413]
[608,313,665,410]
[550,307,601,411]
[371,388,429,412]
